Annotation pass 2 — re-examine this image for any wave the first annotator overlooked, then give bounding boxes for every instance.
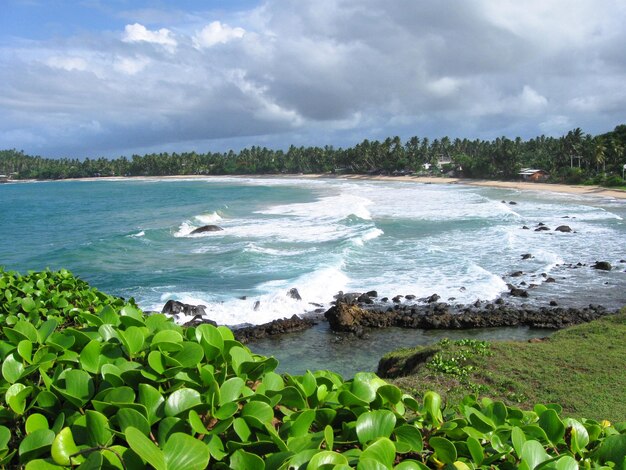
[257,192,373,222]
[195,211,223,224]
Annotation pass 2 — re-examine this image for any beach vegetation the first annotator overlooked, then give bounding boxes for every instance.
[2,124,626,187]
[1,268,625,468]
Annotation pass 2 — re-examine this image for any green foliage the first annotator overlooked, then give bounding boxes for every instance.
[1,269,625,468]
[426,339,491,379]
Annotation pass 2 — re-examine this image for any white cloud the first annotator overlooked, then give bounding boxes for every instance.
[193,21,245,49]
[113,55,150,75]
[518,85,548,113]
[45,56,88,71]
[122,23,177,50]
[427,77,462,97]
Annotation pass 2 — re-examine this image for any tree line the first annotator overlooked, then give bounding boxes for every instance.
[1,125,625,185]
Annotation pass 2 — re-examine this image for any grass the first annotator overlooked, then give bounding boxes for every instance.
[382,309,626,422]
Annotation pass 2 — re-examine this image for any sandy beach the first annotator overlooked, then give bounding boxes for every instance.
[24,173,626,199]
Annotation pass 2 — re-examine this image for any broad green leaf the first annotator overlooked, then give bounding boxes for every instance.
[289,410,316,438]
[118,326,146,356]
[165,388,202,417]
[361,437,396,468]
[324,425,334,452]
[19,428,55,463]
[242,401,274,428]
[538,409,565,445]
[466,436,483,465]
[17,340,33,363]
[394,425,422,454]
[597,434,626,470]
[230,449,265,470]
[25,459,65,469]
[423,391,443,426]
[21,296,37,313]
[306,450,348,468]
[138,383,165,425]
[429,436,457,465]
[357,458,387,470]
[116,408,151,436]
[563,418,589,455]
[125,426,165,470]
[37,319,58,344]
[53,369,95,408]
[25,414,49,434]
[219,377,245,406]
[51,427,85,466]
[163,432,211,470]
[356,410,397,445]
[172,342,204,368]
[79,340,102,374]
[188,410,209,435]
[520,440,549,470]
[511,426,526,458]
[377,384,402,404]
[2,353,24,383]
[6,383,33,415]
[351,372,388,403]
[554,455,579,470]
[467,409,495,434]
[85,410,113,447]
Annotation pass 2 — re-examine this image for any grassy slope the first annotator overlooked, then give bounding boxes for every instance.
[384,310,626,422]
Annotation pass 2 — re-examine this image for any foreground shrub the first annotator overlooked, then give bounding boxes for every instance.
[1,269,625,468]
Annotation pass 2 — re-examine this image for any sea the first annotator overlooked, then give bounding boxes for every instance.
[1,177,624,375]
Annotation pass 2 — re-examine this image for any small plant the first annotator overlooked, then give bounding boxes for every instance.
[1,269,625,469]
[426,338,491,379]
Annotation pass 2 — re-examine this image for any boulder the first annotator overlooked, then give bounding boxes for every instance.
[521,253,533,260]
[535,226,550,232]
[287,288,302,300]
[593,261,612,271]
[426,293,441,303]
[162,299,207,317]
[190,225,223,234]
[554,225,572,232]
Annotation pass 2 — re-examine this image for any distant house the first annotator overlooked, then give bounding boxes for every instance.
[0,174,9,183]
[519,168,549,182]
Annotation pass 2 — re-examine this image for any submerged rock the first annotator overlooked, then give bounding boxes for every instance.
[190,224,223,234]
[555,225,572,233]
[593,261,612,271]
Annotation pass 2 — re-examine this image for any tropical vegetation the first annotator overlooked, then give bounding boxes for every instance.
[1,268,625,469]
[1,125,625,185]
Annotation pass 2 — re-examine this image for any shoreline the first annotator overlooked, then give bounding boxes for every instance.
[13,173,626,199]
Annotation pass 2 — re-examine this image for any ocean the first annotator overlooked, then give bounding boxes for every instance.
[1,177,624,374]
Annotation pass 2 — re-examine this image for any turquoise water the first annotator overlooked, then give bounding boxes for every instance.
[2,176,625,375]
[1,177,625,326]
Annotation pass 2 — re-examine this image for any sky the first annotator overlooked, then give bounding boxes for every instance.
[1,0,625,158]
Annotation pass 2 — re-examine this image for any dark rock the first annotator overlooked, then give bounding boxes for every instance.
[365,290,378,297]
[233,314,317,343]
[535,226,550,232]
[190,224,223,234]
[521,253,533,260]
[509,201,517,205]
[522,226,529,230]
[287,288,302,300]
[538,222,546,226]
[405,294,416,300]
[593,261,612,271]
[545,277,556,283]
[392,295,403,303]
[426,293,440,303]
[554,225,572,233]
[509,288,529,298]
[253,300,261,311]
[510,271,524,277]
[162,299,207,317]
[459,286,467,292]
[550,300,558,306]
[183,315,217,327]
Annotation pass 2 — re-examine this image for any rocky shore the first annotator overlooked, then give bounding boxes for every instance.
[160,290,619,343]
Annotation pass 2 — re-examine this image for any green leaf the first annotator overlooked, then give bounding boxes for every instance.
[429,436,457,465]
[165,388,202,417]
[85,410,113,447]
[37,319,58,344]
[51,427,85,466]
[19,428,55,463]
[356,410,397,445]
[162,433,211,470]
[377,384,402,404]
[289,410,316,438]
[466,436,483,465]
[17,340,33,363]
[2,353,24,383]
[220,377,245,406]
[351,372,388,403]
[361,437,396,468]
[230,448,265,470]
[138,383,165,426]
[306,450,348,468]
[25,414,49,434]
[423,391,443,426]
[242,401,274,428]
[116,408,151,436]
[597,434,626,470]
[6,383,33,415]
[52,369,95,408]
[21,296,37,313]
[394,425,422,454]
[520,440,549,470]
[511,426,526,458]
[79,340,102,374]
[324,425,334,452]
[173,342,205,368]
[118,326,146,356]
[554,455,579,470]
[538,409,565,445]
[563,418,589,455]
[125,426,165,470]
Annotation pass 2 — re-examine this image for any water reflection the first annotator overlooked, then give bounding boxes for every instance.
[247,323,553,378]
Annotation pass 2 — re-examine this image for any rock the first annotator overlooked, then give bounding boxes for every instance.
[550,300,558,306]
[190,224,223,234]
[535,226,550,232]
[392,295,403,303]
[183,315,217,327]
[521,253,533,260]
[509,201,517,205]
[253,300,261,311]
[233,314,317,343]
[365,290,378,297]
[287,288,302,300]
[554,225,572,232]
[509,287,529,298]
[162,299,207,317]
[426,293,441,303]
[545,277,556,283]
[593,261,612,271]
[538,222,546,226]
[510,271,524,277]
[522,226,529,230]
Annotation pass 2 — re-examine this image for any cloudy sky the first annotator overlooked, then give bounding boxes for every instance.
[1,0,625,158]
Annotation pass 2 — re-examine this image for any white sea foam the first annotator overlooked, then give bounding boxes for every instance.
[352,228,384,246]
[195,212,223,224]
[129,231,145,237]
[258,192,373,221]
